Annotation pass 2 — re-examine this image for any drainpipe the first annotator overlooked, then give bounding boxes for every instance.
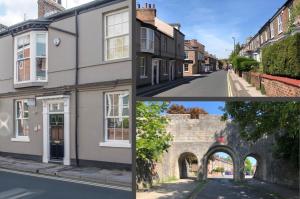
[75,10,79,166]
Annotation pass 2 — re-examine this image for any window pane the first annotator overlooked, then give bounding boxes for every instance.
[17,119,29,136]
[36,58,46,80]
[36,34,46,57]
[115,118,123,140]
[107,36,129,60]
[17,59,30,82]
[107,118,115,140]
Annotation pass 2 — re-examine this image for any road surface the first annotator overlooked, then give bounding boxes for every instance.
[0,170,133,199]
[196,179,288,199]
[155,70,228,97]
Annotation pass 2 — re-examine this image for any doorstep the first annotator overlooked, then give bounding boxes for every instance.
[0,156,132,188]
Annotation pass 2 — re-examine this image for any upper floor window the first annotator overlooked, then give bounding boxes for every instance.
[270,22,274,38]
[265,31,268,41]
[14,32,48,84]
[184,51,189,59]
[278,14,283,33]
[140,27,154,53]
[105,9,129,61]
[162,36,167,52]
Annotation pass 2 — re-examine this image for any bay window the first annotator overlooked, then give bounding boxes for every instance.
[14,32,48,84]
[105,9,129,61]
[103,91,130,147]
[140,27,154,53]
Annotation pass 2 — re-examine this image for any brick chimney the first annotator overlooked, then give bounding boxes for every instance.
[136,3,156,25]
[38,0,65,18]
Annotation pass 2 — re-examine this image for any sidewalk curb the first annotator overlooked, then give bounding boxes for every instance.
[0,165,132,189]
[138,77,198,97]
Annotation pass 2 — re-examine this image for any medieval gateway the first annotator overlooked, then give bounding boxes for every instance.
[156,114,298,188]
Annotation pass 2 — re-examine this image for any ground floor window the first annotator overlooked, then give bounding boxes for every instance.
[15,100,29,138]
[105,91,130,142]
[140,57,147,78]
[184,64,189,72]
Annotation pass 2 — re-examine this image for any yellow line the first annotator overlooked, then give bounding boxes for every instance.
[227,72,233,97]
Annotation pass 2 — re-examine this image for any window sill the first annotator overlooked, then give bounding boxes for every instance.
[140,76,148,79]
[11,136,30,142]
[99,141,131,148]
[163,74,168,76]
[14,81,47,89]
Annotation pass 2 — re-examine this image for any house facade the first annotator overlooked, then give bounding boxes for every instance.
[240,0,300,62]
[183,39,205,76]
[136,3,185,88]
[0,0,132,170]
[204,52,218,72]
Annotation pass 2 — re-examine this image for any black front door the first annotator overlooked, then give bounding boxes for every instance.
[49,114,64,161]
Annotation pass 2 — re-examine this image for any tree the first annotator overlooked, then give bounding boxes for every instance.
[288,1,300,33]
[167,104,208,119]
[222,102,300,167]
[229,42,242,62]
[244,158,253,175]
[136,102,173,188]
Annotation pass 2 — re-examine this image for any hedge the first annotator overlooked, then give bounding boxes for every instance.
[232,56,259,72]
[262,33,300,79]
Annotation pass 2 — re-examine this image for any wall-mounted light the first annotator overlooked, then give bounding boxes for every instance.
[53,38,61,46]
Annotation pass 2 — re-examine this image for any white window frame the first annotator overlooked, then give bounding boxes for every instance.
[11,99,30,142]
[265,31,268,42]
[270,22,275,38]
[278,14,283,34]
[184,64,189,72]
[140,27,154,53]
[104,9,129,61]
[184,51,189,60]
[14,31,48,85]
[101,91,130,148]
[140,57,147,79]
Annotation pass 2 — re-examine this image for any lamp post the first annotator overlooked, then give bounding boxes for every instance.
[232,37,236,55]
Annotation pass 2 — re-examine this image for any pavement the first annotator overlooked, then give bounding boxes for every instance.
[136,179,198,199]
[195,179,299,199]
[0,170,133,199]
[0,156,132,189]
[153,70,228,97]
[228,70,265,97]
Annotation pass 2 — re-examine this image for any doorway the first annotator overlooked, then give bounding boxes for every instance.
[152,59,160,85]
[49,114,64,161]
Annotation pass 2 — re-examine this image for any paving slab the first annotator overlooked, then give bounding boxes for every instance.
[0,156,132,188]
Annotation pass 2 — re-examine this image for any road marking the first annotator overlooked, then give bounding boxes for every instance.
[0,188,33,199]
[227,72,233,97]
[0,168,131,192]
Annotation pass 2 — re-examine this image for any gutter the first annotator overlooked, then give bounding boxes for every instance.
[75,10,79,166]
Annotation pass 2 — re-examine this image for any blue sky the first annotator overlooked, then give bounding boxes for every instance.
[137,0,287,58]
[216,152,257,165]
[169,101,225,115]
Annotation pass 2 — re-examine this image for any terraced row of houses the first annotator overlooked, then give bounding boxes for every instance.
[239,0,300,62]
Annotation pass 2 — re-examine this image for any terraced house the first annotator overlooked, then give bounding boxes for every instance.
[240,0,300,61]
[136,3,185,88]
[183,39,205,76]
[0,0,132,170]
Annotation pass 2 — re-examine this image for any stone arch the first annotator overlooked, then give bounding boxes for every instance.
[178,152,199,179]
[242,152,266,181]
[201,145,241,181]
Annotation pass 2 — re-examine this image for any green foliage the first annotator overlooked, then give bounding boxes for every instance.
[288,2,300,33]
[232,56,259,72]
[244,158,253,174]
[213,167,225,173]
[136,102,173,187]
[262,33,300,79]
[229,43,242,62]
[222,102,300,168]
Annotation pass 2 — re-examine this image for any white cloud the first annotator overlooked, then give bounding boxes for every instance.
[0,0,94,26]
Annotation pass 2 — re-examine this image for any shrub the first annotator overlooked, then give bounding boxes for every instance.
[262,33,300,79]
[232,56,259,72]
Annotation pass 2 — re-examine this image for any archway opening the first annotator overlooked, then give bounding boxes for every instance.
[207,152,233,179]
[178,152,198,179]
[244,156,257,179]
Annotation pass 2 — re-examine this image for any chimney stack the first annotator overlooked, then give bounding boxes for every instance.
[38,0,65,18]
[136,3,157,25]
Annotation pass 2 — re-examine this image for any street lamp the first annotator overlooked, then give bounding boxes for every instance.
[232,37,236,55]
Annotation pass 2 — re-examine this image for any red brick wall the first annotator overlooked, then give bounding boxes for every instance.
[262,77,300,97]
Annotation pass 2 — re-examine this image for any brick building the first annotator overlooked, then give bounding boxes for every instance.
[183,39,205,76]
[240,0,300,62]
[207,155,233,177]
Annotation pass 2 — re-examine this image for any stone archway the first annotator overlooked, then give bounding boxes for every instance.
[178,152,198,179]
[242,153,266,181]
[201,145,241,182]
